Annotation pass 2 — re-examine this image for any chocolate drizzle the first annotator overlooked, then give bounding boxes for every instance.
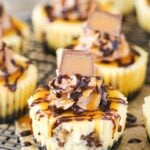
[0,42,29,92]
[81,132,102,147]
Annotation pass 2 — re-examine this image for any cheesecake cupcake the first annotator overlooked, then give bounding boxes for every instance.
[29,50,128,150]
[97,0,135,14]
[0,41,38,123]
[135,0,150,32]
[57,11,148,98]
[143,95,150,142]
[32,0,96,51]
[0,3,30,53]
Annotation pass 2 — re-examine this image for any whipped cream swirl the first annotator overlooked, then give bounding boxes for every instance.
[48,74,108,114]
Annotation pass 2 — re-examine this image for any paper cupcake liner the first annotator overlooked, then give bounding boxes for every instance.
[45,21,82,49]
[0,55,38,123]
[32,3,82,50]
[96,46,148,97]
[135,0,150,32]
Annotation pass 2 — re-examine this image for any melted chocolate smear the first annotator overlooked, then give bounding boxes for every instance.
[99,84,110,112]
[127,113,137,123]
[81,132,102,147]
[70,91,82,101]
[22,141,32,147]
[71,105,85,114]
[44,5,55,21]
[48,105,65,117]
[128,138,142,144]
[131,47,140,56]
[20,130,32,137]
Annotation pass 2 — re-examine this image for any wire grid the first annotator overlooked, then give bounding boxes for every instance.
[0,13,150,150]
[0,38,56,150]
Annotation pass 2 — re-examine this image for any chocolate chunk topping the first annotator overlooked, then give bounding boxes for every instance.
[128,138,142,144]
[127,113,137,123]
[71,105,85,114]
[81,132,102,147]
[87,11,122,36]
[59,49,94,76]
[20,130,32,137]
[70,91,82,101]
[22,141,32,147]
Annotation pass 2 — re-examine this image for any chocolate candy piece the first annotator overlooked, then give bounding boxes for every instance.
[87,11,122,35]
[59,49,94,76]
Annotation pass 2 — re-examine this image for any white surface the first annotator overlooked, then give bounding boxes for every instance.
[1,0,46,18]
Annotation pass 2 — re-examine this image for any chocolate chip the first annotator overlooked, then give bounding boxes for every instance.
[70,91,82,101]
[127,113,137,123]
[22,141,32,147]
[81,132,102,147]
[20,130,32,137]
[72,105,85,114]
[128,138,141,144]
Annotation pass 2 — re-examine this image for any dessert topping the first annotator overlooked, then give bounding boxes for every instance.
[48,49,104,113]
[74,11,138,65]
[87,11,122,36]
[59,49,94,76]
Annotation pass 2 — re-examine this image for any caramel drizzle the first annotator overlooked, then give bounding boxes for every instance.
[0,43,29,91]
[4,61,29,92]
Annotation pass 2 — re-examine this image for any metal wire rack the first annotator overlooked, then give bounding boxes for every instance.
[0,38,56,150]
[0,13,150,150]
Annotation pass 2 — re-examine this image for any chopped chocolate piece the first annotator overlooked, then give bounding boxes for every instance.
[81,132,102,147]
[128,138,142,144]
[87,11,122,35]
[127,113,137,123]
[59,49,94,76]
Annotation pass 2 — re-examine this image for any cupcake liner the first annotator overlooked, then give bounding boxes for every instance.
[0,55,38,123]
[45,21,82,49]
[135,0,150,32]
[32,3,82,50]
[96,46,148,97]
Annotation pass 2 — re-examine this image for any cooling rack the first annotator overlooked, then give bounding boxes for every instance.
[0,13,150,150]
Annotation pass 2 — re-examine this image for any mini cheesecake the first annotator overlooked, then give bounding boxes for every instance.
[32,0,96,50]
[57,11,148,98]
[97,0,135,14]
[0,42,38,123]
[143,95,150,141]
[29,50,128,150]
[0,3,30,53]
[135,0,150,32]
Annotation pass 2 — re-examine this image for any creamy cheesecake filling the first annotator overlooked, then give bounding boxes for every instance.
[0,42,29,91]
[44,0,96,21]
[29,75,127,135]
[29,84,127,149]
